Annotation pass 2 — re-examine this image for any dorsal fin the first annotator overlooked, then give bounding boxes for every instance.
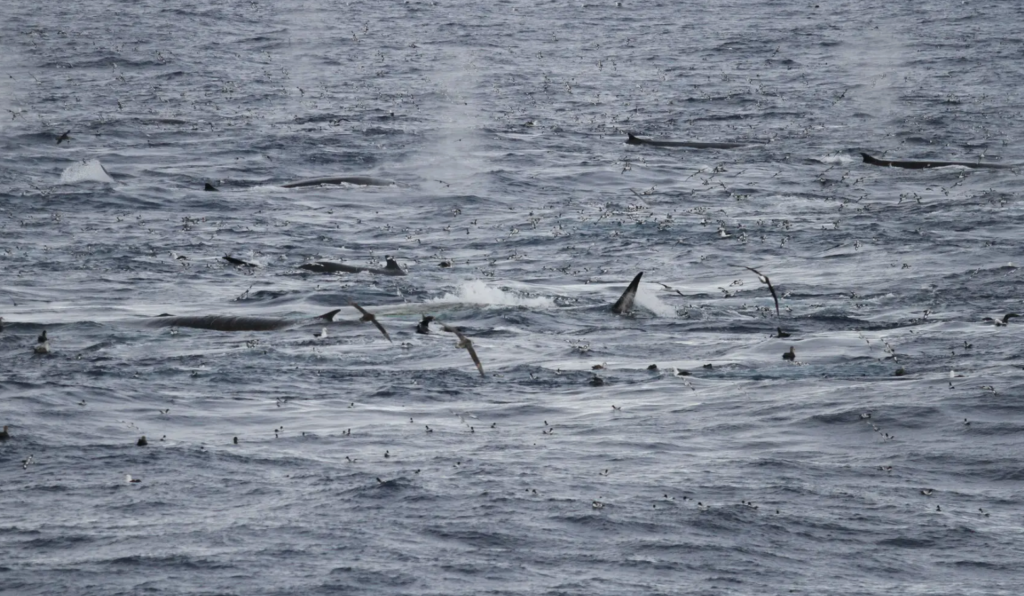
[385,256,401,270]
[204,182,218,191]
[318,309,342,322]
[611,272,643,314]
[626,133,642,145]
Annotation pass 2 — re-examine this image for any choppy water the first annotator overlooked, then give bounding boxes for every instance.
[3,1,1024,594]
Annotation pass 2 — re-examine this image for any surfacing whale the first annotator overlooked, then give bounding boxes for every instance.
[299,256,406,276]
[611,272,643,314]
[861,153,1016,170]
[626,133,750,150]
[144,309,341,332]
[281,176,395,188]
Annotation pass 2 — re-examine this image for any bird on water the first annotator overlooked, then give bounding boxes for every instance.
[783,347,796,361]
[983,313,1019,326]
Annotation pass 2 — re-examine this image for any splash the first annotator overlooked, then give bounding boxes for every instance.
[428,280,555,309]
[634,285,677,317]
[60,159,116,184]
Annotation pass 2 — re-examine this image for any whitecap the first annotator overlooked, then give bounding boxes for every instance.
[427,280,555,309]
[59,159,116,184]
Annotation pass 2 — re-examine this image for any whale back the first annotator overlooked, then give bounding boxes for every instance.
[299,261,365,274]
[281,176,394,188]
[146,315,295,332]
[861,152,1016,170]
[146,309,340,332]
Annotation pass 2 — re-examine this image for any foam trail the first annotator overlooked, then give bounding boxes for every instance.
[60,159,116,184]
[428,280,555,309]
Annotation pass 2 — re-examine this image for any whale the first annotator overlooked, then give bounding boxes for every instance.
[280,176,395,188]
[626,133,750,150]
[144,309,341,332]
[299,256,406,276]
[611,272,643,314]
[861,152,1016,170]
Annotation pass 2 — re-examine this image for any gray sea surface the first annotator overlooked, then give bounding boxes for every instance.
[2,0,1024,594]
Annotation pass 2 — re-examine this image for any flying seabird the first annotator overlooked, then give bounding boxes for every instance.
[439,322,485,377]
[350,301,392,342]
[983,313,1019,326]
[737,265,780,317]
[782,347,796,361]
[56,130,71,144]
[416,315,434,334]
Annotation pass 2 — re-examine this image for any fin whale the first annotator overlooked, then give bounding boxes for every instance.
[299,256,406,276]
[144,309,341,332]
[861,152,1016,170]
[626,133,750,150]
[281,176,395,188]
[611,272,643,314]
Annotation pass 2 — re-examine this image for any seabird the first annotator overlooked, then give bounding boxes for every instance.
[589,375,605,386]
[34,330,50,354]
[647,364,658,371]
[125,474,141,483]
[737,265,780,317]
[920,489,933,496]
[439,322,485,377]
[314,327,328,339]
[349,301,392,342]
[416,315,434,334]
[0,425,9,441]
[782,346,796,361]
[137,436,148,446]
[56,130,71,144]
[983,313,1019,326]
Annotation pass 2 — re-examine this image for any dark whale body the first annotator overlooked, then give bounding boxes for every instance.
[861,153,1016,170]
[626,133,749,150]
[612,272,643,314]
[145,309,341,332]
[299,257,406,277]
[281,176,395,188]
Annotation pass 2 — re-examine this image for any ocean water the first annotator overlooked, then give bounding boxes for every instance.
[2,0,1024,594]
